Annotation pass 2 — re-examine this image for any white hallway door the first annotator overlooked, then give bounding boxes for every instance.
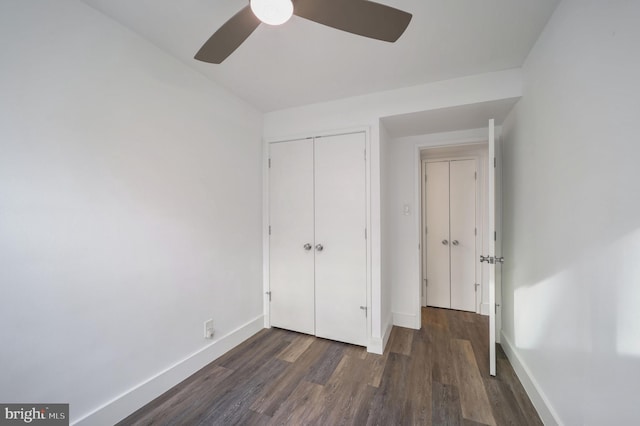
[269,133,367,347]
[425,160,477,312]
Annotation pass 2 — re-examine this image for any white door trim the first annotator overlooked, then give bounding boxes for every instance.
[413,138,488,329]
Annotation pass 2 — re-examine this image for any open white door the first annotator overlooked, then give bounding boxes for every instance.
[486,119,497,376]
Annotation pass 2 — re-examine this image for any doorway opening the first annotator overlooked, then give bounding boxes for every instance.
[420,143,489,315]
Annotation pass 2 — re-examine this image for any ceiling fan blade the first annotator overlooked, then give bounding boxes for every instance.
[195,5,261,64]
[294,0,412,42]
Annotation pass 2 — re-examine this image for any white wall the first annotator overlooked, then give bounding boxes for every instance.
[379,122,393,344]
[500,1,640,424]
[264,70,522,344]
[0,1,263,424]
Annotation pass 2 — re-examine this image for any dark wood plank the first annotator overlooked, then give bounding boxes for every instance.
[424,306,450,330]
[388,326,414,355]
[303,339,345,385]
[467,319,491,378]
[484,376,532,426]
[268,380,324,425]
[125,308,542,426]
[199,357,290,425]
[432,381,462,426]
[363,351,388,388]
[366,352,410,425]
[431,328,458,386]
[446,308,472,340]
[343,342,368,360]
[404,330,433,425]
[251,339,329,416]
[215,328,290,372]
[495,351,544,425]
[318,361,376,425]
[451,338,496,426]
[117,365,234,426]
[276,334,315,362]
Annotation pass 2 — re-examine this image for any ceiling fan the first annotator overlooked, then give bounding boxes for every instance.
[195,0,412,64]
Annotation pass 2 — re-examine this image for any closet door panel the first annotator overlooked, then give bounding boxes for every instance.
[314,133,367,346]
[269,139,315,335]
[425,161,451,309]
[450,160,477,312]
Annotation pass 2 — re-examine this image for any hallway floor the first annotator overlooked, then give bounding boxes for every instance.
[120,307,542,425]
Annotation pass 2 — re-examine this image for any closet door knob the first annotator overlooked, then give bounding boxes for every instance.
[303,243,312,251]
[452,240,459,246]
[442,239,449,245]
[315,244,324,252]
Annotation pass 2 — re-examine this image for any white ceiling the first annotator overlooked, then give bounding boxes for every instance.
[381,98,519,138]
[81,0,559,112]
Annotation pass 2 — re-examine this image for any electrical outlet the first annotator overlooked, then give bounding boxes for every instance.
[204,319,214,339]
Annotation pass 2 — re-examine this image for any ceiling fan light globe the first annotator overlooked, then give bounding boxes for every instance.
[250,0,293,26]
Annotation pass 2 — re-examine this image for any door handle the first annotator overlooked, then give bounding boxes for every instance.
[303,243,312,251]
[452,240,459,246]
[315,244,324,252]
[442,239,449,245]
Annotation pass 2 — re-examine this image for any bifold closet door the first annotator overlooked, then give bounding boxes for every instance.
[269,139,315,335]
[450,160,476,312]
[314,133,367,346]
[425,161,450,309]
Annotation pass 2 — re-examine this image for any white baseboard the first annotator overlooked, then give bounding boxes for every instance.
[500,331,563,426]
[382,319,393,350]
[392,312,420,330]
[367,337,383,354]
[368,316,393,354]
[73,315,264,426]
[480,303,490,315]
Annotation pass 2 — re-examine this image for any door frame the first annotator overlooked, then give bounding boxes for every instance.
[413,137,496,329]
[263,127,373,350]
[421,156,481,313]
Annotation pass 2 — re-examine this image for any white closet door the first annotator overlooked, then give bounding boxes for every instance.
[450,160,477,312]
[314,133,367,346]
[269,139,315,335]
[425,161,450,309]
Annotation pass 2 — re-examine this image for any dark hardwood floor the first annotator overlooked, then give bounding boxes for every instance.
[119,307,542,425]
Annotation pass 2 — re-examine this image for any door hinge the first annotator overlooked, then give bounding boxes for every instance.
[360,306,368,317]
[475,227,477,236]
[494,157,496,168]
[494,231,496,241]
[495,303,501,313]
[268,158,271,168]
[269,225,271,235]
[425,226,428,234]
[365,228,367,239]
[474,171,477,180]
[475,283,480,292]
[265,291,271,302]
